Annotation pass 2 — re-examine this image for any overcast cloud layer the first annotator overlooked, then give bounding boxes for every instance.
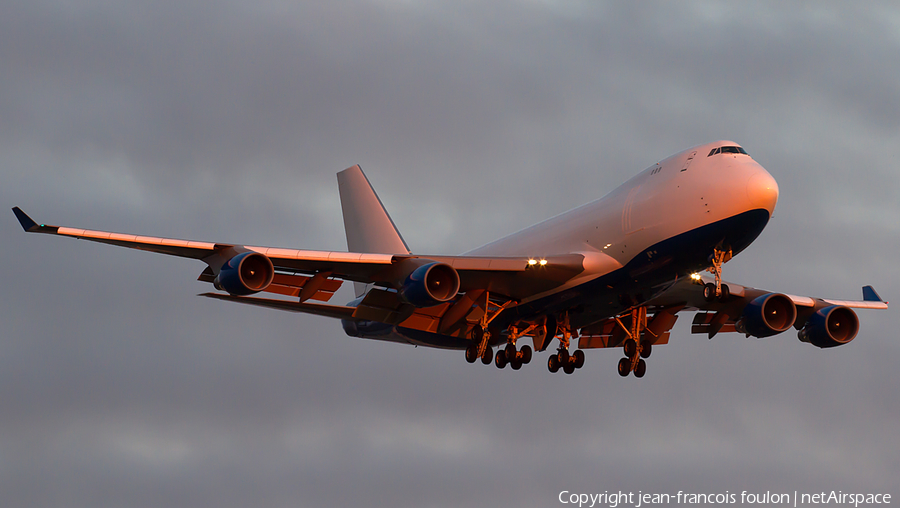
[2,2,899,507]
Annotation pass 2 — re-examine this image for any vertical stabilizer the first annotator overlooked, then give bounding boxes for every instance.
[337,165,411,297]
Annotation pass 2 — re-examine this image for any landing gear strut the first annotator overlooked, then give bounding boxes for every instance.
[704,246,733,302]
[615,307,656,378]
[463,291,512,366]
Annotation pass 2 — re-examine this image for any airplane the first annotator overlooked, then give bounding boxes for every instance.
[12,140,888,377]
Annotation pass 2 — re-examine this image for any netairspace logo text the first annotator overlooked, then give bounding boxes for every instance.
[557,490,892,508]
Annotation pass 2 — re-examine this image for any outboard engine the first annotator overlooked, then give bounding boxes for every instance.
[213,251,275,296]
[798,305,859,348]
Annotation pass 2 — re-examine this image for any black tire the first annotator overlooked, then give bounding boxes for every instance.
[634,359,647,378]
[719,283,730,302]
[703,283,716,302]
[495,349,507,369]
[505,343,516,358]
[618,358,631,377]
[510,358,522,370]
[548,354,560,373]
[520,345,532,364]
[573,349,585,369]
[623,338,637,358]
[640,342,652,359]
[558,348,569,365]
[481,347,493,365]
[563,362,575,374]
[465,344,478,363]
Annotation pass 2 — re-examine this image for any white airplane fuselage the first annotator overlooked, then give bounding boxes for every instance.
[351,140,779,347]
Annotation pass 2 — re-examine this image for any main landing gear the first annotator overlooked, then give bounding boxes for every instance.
[464,291,512,366]
[547,312,586,374]
[495,342,532,370]
[703,246,733,302]
[548,348,585,374]
[616,307,655,378]
[465,326,493,365]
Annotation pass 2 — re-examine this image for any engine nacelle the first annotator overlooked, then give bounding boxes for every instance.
[798,305,859,348]
[736,293,797,338]
[213,252,274,296]
[398,262,460,308]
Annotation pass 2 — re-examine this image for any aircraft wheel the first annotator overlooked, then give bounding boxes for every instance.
[703,283,716,302]
[623,338,637,358]
[481,347,493,365]
[563,362,575,374]
[495,349,507,369]
[510,358,522,370]
[634,359,647,378]
[558,349,570,365]
[573,349,585,369]
[520,345,532,364]
[548,354,560,373]
[640,342,652,358]
[617,358,631,377]
[718,284,730,301]
[465,344,478,363]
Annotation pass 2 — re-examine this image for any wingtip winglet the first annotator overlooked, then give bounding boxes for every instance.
[12,207,39,232]
[862,285,884,303]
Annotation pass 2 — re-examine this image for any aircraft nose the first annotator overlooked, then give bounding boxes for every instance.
[747,169,779,215]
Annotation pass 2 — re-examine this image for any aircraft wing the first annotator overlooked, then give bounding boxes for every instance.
[12,207,605,302]
[647,274,888,313]
[579,273,886,350]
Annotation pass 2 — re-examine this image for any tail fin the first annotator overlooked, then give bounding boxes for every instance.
[337,165,410,297]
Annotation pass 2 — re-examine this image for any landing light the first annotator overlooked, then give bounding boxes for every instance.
[539,259,548,266]
[528,259,538,266]
[690,272,702,281]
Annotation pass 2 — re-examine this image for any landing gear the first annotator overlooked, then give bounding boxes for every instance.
[547,348,584,374]
[465,325,494,365]
[546,312,586,374]
[462,290,513,367]
[615,306,657,378]
[495,343,532,370]
[704,246,733,302]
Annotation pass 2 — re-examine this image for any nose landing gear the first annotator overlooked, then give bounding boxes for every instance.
[703,246,733,302]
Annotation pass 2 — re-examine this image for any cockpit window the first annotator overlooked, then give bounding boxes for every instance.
[707,146,748,156]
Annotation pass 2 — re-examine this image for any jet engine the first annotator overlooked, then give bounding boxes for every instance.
[398,262,460,308]
[798,305,859,348]
[213,251,274,296]
[736,293,797,338]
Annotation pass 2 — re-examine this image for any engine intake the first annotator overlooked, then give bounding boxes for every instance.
[736,293,797,338]
[399,262,460,308]
[798,305,859,348]
[213,252,274,296]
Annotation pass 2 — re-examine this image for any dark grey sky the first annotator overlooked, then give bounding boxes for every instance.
[3,2,898,507]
